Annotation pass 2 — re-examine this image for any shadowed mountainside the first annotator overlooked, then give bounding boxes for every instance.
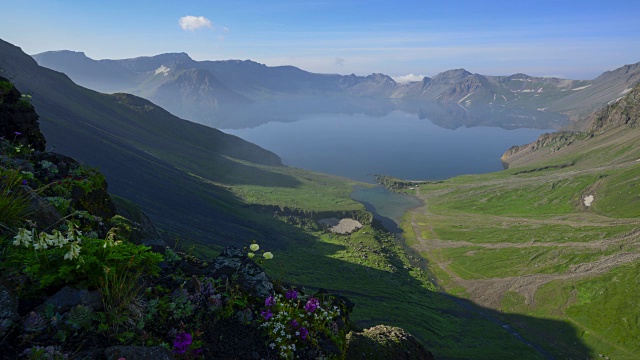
[0,38,297,249]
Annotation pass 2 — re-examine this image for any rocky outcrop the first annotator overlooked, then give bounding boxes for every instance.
[588,82,640,131]
[501,131,584,165]
[0,75,46,151]
[207,246,274,298]
[346,325,435,360]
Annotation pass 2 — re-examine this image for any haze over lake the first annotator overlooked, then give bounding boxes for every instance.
[222,106,558,182]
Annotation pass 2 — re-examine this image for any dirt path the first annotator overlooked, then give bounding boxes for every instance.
[408,170,640,310]
[457,252,640,308]
[412,228,640,251]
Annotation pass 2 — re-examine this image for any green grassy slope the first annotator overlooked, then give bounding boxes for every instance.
[408,88,640,358]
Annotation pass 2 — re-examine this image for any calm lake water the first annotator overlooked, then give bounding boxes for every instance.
[223,110,554,183]
[350,185,423,231]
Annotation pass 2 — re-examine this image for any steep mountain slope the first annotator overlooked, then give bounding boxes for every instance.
[1,39,289,248]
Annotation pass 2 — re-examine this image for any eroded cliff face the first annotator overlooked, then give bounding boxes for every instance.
[501,82,640,167]
[587,82,640,131]
[501,131,584,166]
[0,75,46,151]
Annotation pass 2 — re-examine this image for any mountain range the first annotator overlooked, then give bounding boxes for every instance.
[33,50,640,129]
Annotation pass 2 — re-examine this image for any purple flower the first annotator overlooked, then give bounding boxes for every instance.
[290,319,299,328]
[299,327,309,340]
[22,180,27,185]
[285,289,298,300]
[265,295,275,307]
[14,131,22,136]
[261,310,273,321]
[173,332,193,354]
[304,298,320,313]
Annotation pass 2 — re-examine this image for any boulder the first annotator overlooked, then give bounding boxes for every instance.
[0,280,20,336]
[34,286,103,314]
[208,246,274,298]
[345,325,434,360]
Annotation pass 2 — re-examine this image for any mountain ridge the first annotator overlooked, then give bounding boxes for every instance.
[33,50,640,129]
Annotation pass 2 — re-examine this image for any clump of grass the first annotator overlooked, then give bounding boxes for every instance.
[0,168,31,229]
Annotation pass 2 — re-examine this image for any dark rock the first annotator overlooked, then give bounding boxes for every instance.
[142,238,168,254]
[0,157,34,173]
[0,281,20,336]
[71,184,116,221]
[25,189,62,230]
[178,260,209,276]
[0,75,46,151]
[34,286,103,314]
[115,200,161,242]
[345,325,434,360]
[208,246,274,298]
[104,345,175,360]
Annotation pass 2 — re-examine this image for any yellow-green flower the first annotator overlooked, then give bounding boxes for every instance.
[263,252,273,260]
[250,243,260,251]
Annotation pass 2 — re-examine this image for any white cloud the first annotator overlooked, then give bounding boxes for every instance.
[179,16,213,31]
[392,74,426,83]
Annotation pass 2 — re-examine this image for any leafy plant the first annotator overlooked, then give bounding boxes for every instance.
[45,197,71,215]
[7,221,162,289]
[39,160,59,174]
[65,304,94,330]
[0,79,13,95]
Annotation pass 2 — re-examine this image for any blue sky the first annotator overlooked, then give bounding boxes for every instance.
[2,0,640,79]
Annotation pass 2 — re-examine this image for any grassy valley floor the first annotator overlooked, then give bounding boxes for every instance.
[405,127,640,359]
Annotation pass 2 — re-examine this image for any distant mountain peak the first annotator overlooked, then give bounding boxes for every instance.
[431,68,472,84]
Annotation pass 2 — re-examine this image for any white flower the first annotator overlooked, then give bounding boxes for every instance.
[34,232,49,250]
[49,230,67,247]
[250,243,259,251]
[263,252,273,260]
[64,241,81,260]
[65,223,82,241]
[13,228,33,247]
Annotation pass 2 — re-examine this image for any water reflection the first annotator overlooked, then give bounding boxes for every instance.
[214,96,568,130]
